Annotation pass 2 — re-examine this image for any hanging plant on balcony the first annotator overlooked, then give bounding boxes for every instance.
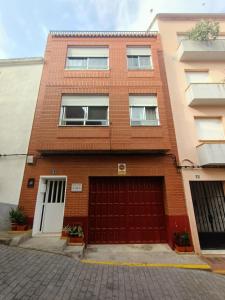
[188,20,219,41]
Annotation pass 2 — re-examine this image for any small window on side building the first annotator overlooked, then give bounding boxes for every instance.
[195,118,225,140]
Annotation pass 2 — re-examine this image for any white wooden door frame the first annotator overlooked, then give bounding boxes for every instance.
[32,175,67,236]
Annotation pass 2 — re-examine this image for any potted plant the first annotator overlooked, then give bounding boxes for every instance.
[9,207,28,231]
[68,225,84,245]
[188,20,219,41]
[9,208,18,231]
[174,232,193,253]
[61,225,71,238]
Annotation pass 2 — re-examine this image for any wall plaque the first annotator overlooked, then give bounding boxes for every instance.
[71,183,83,192]
[118,163,126,175]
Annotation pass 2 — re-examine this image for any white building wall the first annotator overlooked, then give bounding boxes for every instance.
[0,58,43,229]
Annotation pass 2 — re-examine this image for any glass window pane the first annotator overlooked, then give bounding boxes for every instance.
[65,121,84,125]
[139,56,151,69]
[88,58,108,69]
[57,182,62,203]
[146,107,157,120]
[86,120,107,126]
[65,106,85,119]
[131,107,144,120]
[88,107,107,120]
[67,57,87,69]
[128,56,139,69]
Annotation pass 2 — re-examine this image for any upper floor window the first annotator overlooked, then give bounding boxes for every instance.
[185,71,209,85]
[60,95,109,126]
[127,47,152,70]
[195,118,225,140]
[129,95,159,126]
[66,47,109,70]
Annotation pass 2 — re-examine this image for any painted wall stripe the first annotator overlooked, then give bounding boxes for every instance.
[81,259,211,270]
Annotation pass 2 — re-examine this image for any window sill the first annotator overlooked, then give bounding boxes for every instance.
[128,69,154,78]
[58,125,109,127]
[64,68,110,71]
[128,68,153,71]
[64,69,110,78]
[130,125,160,127]
[198,139,225,143]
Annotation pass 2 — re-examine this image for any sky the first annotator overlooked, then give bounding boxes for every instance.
[0,0,225,59]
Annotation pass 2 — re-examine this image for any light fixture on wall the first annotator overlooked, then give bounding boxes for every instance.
[51,169,56,175]
[26,155,34,164]
[118,163,126,175]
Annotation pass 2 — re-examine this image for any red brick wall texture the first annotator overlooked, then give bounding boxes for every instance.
[19,34,190,247]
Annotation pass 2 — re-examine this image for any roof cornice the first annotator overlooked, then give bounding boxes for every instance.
[156,13,225,21]
[148,13,225,31]
[50,31,158,38]
[0,57,43,66]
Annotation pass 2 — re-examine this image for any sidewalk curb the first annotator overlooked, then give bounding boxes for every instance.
[80,259,211,270]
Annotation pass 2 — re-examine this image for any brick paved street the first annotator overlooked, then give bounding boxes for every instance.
[0,245,225,300]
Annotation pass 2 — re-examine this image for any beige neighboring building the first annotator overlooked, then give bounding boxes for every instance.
[0,57,43,230]
[149,14,225,253]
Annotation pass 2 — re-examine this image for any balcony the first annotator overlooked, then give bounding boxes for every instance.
[197,142,225,166]
[177,39,225,61]
[186,83,225,106]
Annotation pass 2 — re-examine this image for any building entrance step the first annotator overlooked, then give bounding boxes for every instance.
[83,244,210,270]
[0,230,32,246]
[202,255,225,275]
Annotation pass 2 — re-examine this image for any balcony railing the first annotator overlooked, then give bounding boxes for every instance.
[185,83,225,106]
[197,142,225,166]
[177,39,225,61]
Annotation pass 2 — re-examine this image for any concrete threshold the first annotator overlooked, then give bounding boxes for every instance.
[19,236,85,260]
[201,254,225,275]
[0,230,32,246]
[202,250,225,255]
[82,244,210,271]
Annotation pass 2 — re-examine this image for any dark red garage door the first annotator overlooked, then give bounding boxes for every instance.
[88,177,166,244]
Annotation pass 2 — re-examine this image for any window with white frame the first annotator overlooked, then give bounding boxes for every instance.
[66,47,109,70]
[129,95,159,126]
[185,71,209,85]
[127,47,152,70]
[195,118,225,140]
[60,95,109,126]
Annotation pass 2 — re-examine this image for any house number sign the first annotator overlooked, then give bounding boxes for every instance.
[71,183,83,192]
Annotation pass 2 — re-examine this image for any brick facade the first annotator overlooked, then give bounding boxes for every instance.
[19,33,190,247]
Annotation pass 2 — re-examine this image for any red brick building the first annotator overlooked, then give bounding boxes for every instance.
[19,31,189,247]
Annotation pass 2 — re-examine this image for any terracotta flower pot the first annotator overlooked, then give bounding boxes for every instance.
[16,224,27,231]
[68,236,84,245]
[11,223,17,231]
[175,245,194,253]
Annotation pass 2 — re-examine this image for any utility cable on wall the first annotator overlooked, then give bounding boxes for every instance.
[0,153,27,157]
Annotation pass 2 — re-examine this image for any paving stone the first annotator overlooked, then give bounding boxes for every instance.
[0,245,225,300]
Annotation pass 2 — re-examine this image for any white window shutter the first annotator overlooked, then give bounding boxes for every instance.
[186,72,209,84]
[61,95,109,106]
[67,47,109,57]
[127,47,151,56]
[195,118,225,140]
[129,95,157,107]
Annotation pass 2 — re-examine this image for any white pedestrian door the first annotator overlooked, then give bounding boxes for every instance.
[41,179,66,233]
